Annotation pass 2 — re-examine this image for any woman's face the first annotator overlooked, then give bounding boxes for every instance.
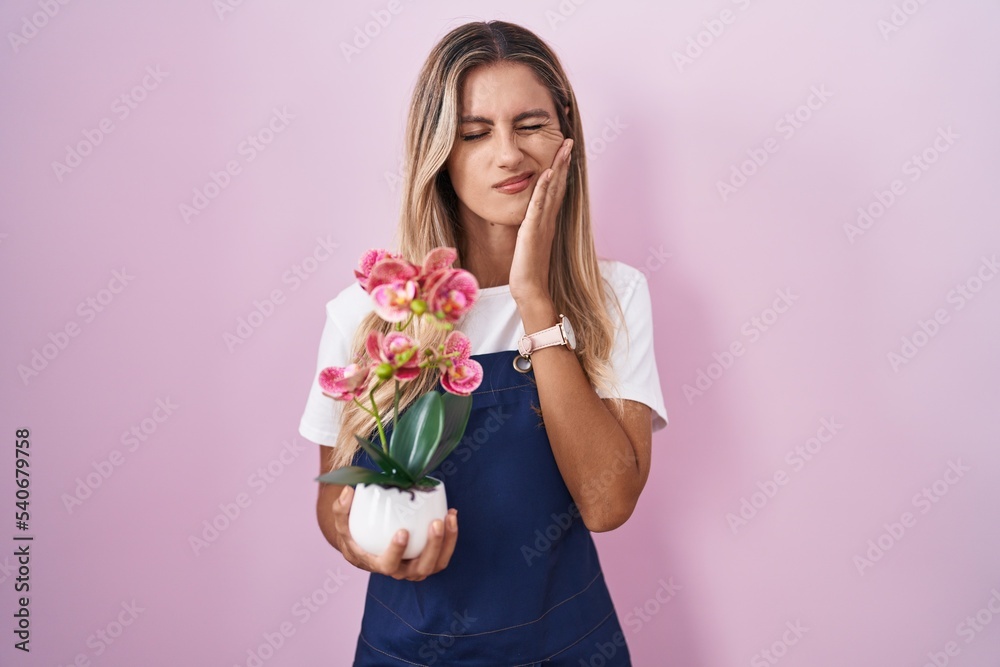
[445,62,568,228]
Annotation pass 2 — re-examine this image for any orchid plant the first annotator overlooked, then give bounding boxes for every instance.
[314,247,483,492]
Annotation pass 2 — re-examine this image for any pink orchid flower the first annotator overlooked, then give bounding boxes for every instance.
[438,331,483,396]
[371,279,418,322]
[424,268,479,323]
[417,247,459,285]
[354,248,403,293]
[366,330,421,381]
[317,363,372,401]
[366,257,419,293]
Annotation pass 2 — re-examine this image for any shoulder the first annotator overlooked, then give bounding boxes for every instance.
[323,279,373,337]
[597,258,648,306]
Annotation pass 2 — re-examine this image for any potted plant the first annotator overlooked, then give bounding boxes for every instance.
[314,247,483,559]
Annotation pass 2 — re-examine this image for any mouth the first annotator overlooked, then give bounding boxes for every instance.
[493,171,534,193]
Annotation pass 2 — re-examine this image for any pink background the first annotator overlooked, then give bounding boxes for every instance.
[3,1,999,665]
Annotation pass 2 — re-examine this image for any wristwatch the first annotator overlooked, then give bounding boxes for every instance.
[513,313,576,373]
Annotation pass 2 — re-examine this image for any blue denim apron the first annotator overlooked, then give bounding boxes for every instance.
[350,349,631,666]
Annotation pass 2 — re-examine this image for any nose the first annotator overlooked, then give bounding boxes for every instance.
[494,129,524,168]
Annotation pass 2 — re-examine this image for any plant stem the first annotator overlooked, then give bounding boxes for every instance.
[369,386,388,453]
[393,379,400,430]
[352,397,376,417]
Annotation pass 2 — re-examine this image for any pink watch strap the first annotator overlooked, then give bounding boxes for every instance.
[518,323,564,356]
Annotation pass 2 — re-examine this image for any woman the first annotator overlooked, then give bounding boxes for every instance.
[298,20,668,666]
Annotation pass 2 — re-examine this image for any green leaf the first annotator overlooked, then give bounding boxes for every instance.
[315,466,413,489]
[354,435,414,484]
[389,391,444,480]
[419,393,473,478]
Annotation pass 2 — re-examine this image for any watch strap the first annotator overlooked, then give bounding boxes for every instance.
[518,323,565,356]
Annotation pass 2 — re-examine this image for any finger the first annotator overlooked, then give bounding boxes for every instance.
[554,139,573,188]
[527,169,553,219]
[548,139,573,207]
[331,487,377,570]
[548,137,570,170]
[434,509,459,571]
[537,140,570,210]
[375,528,410,578]
[331,486,354,548]
[408,518,446,580]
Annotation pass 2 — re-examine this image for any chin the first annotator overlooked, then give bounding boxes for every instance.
[477,211,525,227]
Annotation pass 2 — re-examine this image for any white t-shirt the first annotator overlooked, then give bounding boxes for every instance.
[297,259,668,446]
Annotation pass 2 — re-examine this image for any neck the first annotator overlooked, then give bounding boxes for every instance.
[457,209,519,289]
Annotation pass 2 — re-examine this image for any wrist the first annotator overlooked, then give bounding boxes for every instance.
[516,296,558,334]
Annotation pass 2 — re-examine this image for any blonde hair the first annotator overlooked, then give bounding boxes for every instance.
[325,20,626,472]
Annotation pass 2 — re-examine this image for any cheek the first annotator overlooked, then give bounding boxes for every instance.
[449,151,490,191]
[531,127,566,162]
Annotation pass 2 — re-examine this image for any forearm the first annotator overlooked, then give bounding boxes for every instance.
[516,297,642,532]
[317,483,347,552]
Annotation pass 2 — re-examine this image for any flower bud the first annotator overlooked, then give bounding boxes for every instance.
[374,362,394,380]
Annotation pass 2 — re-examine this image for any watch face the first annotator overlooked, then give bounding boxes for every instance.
[561,315,576,350]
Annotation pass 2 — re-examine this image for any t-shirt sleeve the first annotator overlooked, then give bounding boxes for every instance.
[596,268,669,433]
[298,298,352,446]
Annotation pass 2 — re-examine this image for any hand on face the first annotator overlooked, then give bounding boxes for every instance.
[508,136,573,304]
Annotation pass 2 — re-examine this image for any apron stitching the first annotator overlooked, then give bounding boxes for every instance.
[472,382,535,397]
[529,609,618,665]
[366,570,604,638]
[358,632,430,666]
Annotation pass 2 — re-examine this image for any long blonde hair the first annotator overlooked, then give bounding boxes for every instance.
[325,20,626,472]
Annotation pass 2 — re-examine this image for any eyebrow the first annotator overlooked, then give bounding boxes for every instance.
[459,108,551,125]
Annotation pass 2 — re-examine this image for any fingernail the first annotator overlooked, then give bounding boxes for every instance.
[394,530,407,545]
[432,521,443,537]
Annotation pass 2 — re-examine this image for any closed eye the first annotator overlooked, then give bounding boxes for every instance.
[461,125,545,142]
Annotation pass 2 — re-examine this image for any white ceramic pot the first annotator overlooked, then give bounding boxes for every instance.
[349,477,448,560]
